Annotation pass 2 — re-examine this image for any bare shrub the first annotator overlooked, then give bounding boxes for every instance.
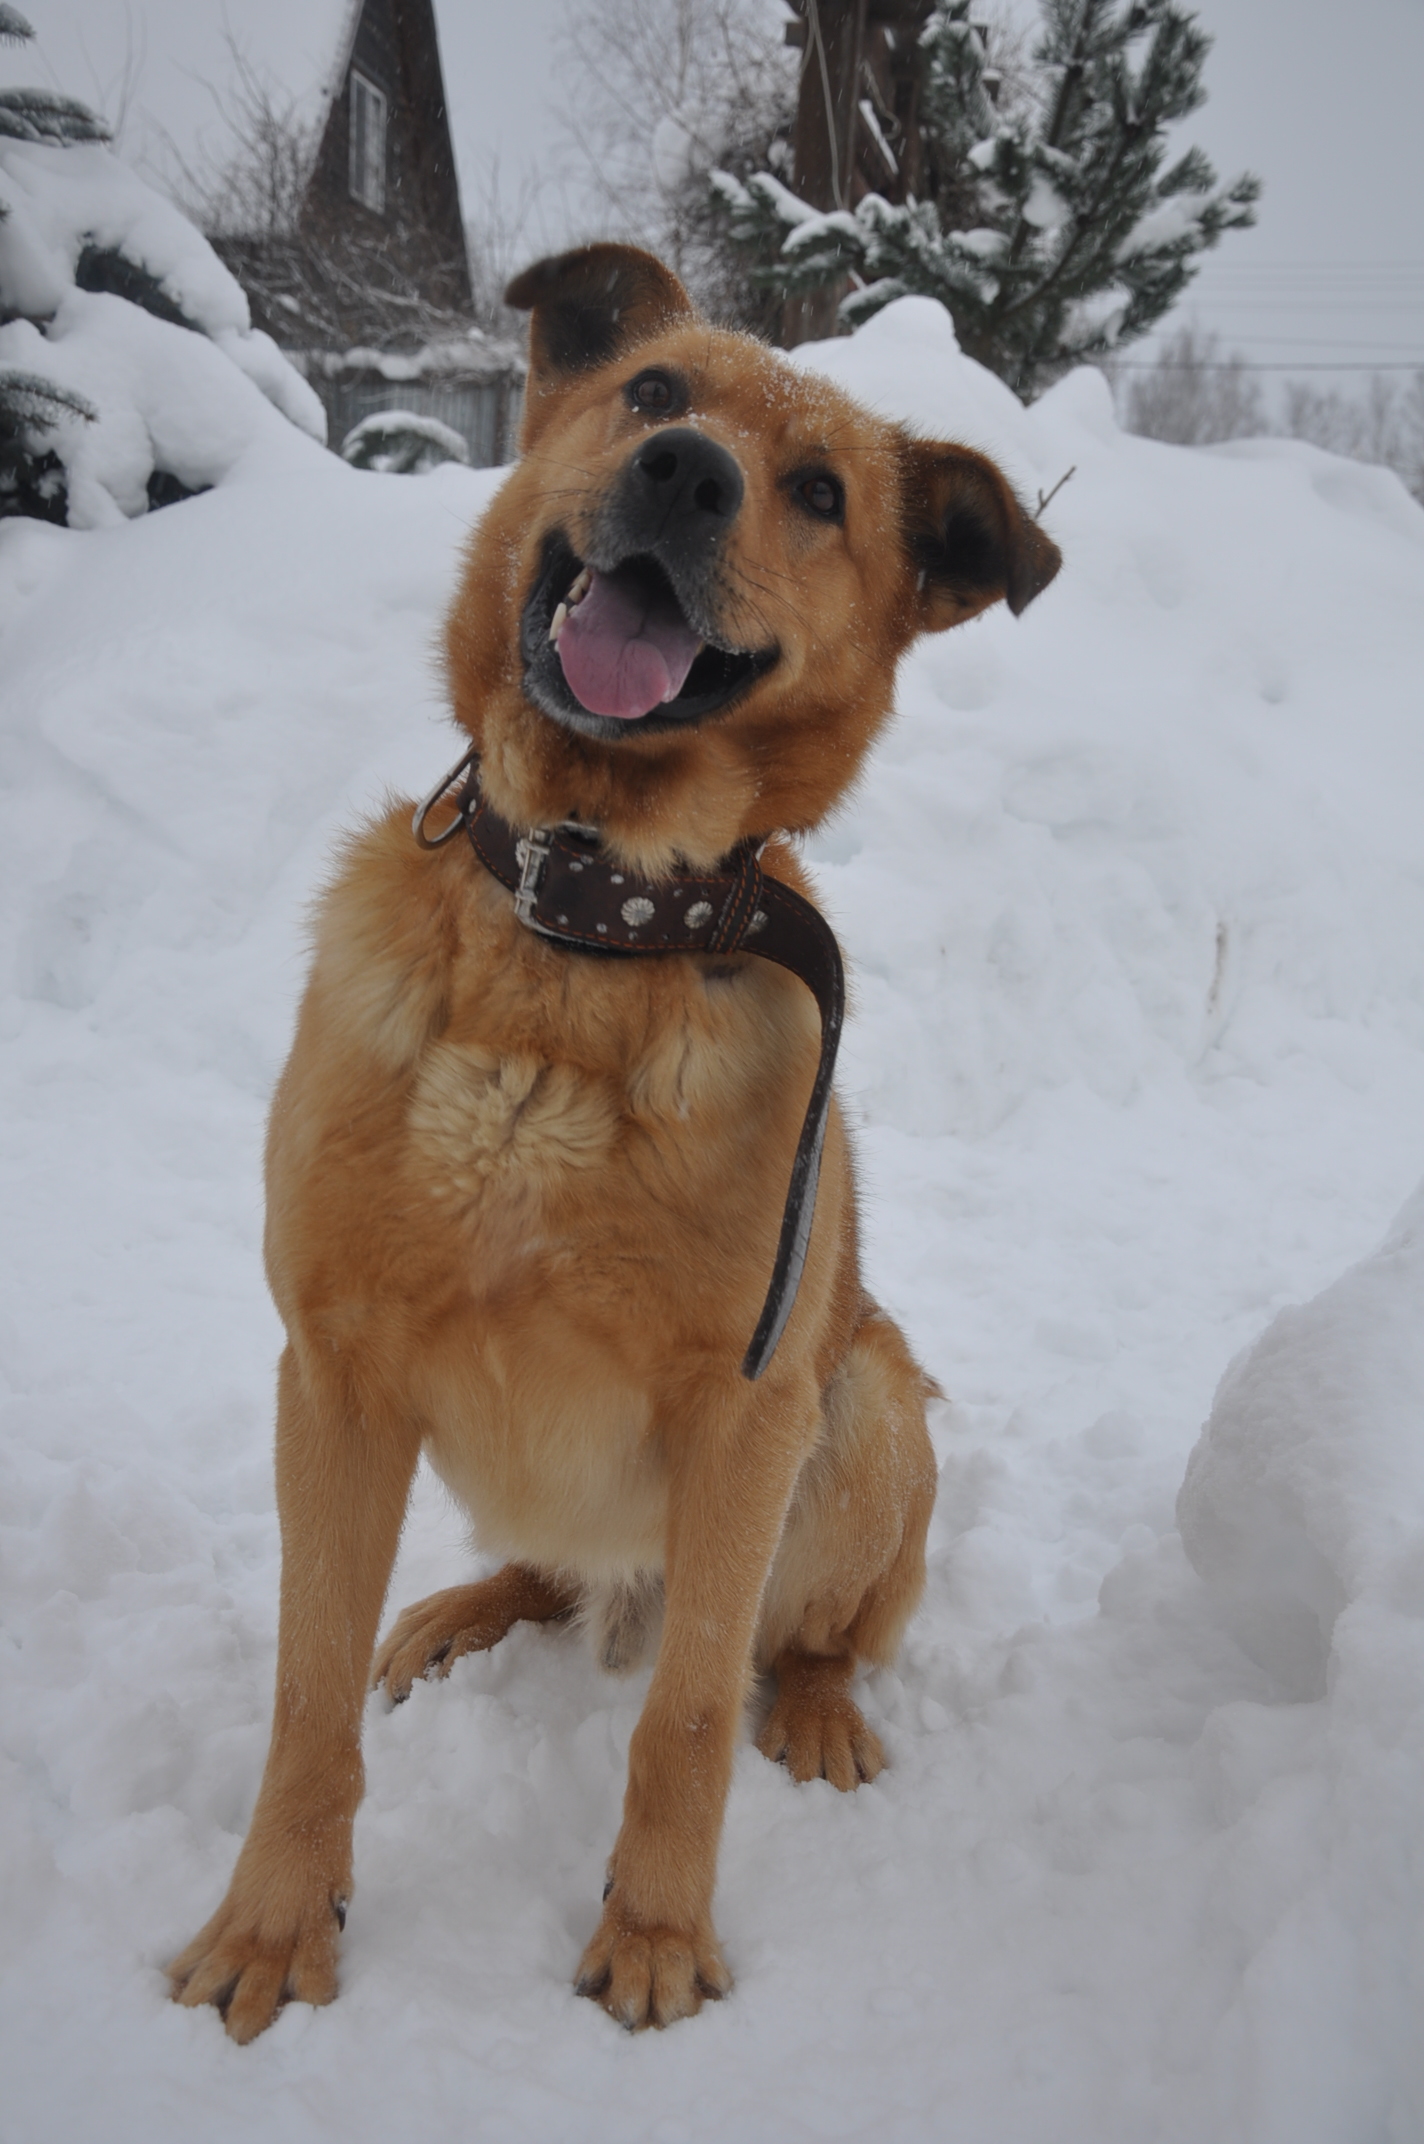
[1117,324,1424,504]
[1282,374,1424,503]
[1117,324,1267,444]
[555,0,797,332]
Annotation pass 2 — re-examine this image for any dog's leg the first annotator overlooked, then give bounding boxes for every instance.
[575,1370,817,2030]
[756,1304,937,1789]
[169,1345,419,2044]
[373,1564,577,1701]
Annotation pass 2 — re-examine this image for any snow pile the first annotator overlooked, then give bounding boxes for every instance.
[2,296,1424,2141]
[1180,1181,1424,1698]
[0,135,326,526]
[794,298,1424,1140]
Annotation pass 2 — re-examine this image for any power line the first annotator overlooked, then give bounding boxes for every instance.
[1195,261,1424,275]
[1188,338,1424,352]
[1113,359,1422,372]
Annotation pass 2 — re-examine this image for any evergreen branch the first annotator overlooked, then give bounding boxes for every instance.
[0,88,112,145]
[0,370,99,435]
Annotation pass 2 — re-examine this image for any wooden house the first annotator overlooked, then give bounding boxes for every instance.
[214,0,523,465]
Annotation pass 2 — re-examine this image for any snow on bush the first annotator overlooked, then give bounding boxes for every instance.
[1179,1181,1424,1698]
[0,133,325,526]
[341,408,470,474]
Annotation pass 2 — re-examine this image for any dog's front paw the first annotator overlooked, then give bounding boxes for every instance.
[757,1661,885,1790]
[575,1903,731,2030]
[373,1571,572,1703]
[169,1873,347,2044]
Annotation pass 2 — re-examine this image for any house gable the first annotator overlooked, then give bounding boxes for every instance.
[209,0,525,468]
[302,0,471,319]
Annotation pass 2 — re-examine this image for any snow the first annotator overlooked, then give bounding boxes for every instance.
[859,97,899,179]
[1060,284,1130,349]
[0,134,329,514]
[310,334,519,385]
[0,290,327,525]
[1117,193,1207,260]
[1180,1181,1424,1697]
[1019,172,1068,231]
[944,224,1007,261]
[3,295,1424,2140]
[0,139,252,339]
[781,204,862,254]
[651,112,700,194]
[713,165,824,232]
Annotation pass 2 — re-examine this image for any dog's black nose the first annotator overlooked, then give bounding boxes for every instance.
[632,427,744,522]
[620,427,745,557]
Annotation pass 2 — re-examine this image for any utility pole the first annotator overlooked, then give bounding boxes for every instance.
[781,0,935,347]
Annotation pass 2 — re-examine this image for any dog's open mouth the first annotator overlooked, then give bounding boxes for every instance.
[520,534,776,740]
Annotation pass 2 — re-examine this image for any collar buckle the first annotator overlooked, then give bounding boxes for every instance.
[513,826,554,929]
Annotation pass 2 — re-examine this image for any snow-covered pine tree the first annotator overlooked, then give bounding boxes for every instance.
[0,4,105,511]
[0,367,93,520]
[0,3,324,524]
[714,0,1259,397]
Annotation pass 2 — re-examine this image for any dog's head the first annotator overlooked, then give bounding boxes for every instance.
[446,245,1060,873]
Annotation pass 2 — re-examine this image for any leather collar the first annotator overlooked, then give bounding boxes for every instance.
[413,747,844,1380]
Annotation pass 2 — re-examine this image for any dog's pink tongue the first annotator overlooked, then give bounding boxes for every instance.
[557,568,702,721]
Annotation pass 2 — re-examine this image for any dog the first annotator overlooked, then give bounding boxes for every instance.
[169,244,1060,2040]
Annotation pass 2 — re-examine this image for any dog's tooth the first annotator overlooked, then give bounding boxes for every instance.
[567,567,592,607]
[549,601,569,644]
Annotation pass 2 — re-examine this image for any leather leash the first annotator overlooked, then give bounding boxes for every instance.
[413,747,844,1380]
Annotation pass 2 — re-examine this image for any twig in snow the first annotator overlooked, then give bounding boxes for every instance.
[1035,465,1075,518]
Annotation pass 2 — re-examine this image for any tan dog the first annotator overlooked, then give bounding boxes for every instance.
[169,245,1060,2040]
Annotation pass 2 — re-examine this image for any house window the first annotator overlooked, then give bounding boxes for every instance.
[349,71,387,213]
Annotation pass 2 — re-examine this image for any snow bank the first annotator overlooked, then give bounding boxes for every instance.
[1179,1181,1424,1697]
[3,294,1424,2142]
[793,301,1424,1140]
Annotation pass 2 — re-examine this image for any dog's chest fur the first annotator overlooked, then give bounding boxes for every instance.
[401,973,796,1574]
[273,812,821,1576]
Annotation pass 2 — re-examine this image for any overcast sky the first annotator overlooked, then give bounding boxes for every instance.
[9,0,1422,388]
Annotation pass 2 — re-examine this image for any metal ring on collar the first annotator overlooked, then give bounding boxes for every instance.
[411,745,479,848]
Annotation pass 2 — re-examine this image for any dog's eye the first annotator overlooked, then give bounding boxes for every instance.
[798,474,844,522]
[628,370,675,413]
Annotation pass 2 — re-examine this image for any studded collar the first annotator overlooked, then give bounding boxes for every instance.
[412,746,844,1380]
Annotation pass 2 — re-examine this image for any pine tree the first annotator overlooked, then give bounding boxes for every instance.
[0,7,110,144]
[0,7,116,517]
[0,5,321,524]
[0,369,94,521]
[714,0,1259,398]
[0,87,111,146]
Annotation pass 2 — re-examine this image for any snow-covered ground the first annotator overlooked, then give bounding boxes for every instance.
[3,299,1423,2143]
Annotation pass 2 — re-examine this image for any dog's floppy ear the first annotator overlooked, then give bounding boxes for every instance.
[901,439,1061,629]
[505,245,697,441]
